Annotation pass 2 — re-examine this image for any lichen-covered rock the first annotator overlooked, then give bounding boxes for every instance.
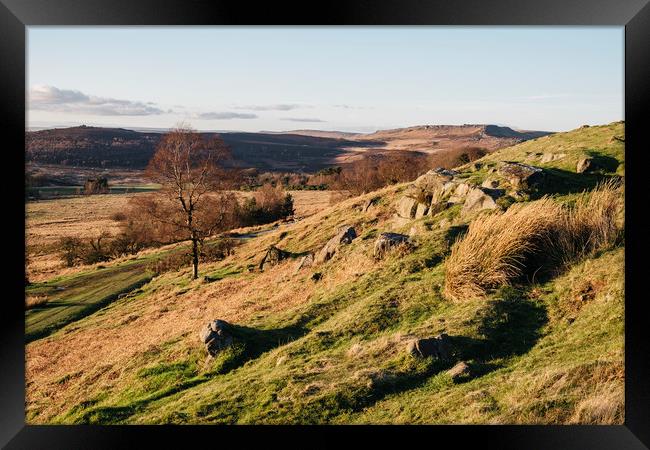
[414,202,429,219]
[448,182,471,204]
[294,253,315,273]
[396,196,419,219]
[540,153,566,163]
[315,225,357,264]
[498,162,544,188]
[481,178,500,189]
[447,361,470,380]
[199,319,234,357]
[374,232,411,259]
[259,245,291,271]
[576,157,593,173]
[461,187,500,215]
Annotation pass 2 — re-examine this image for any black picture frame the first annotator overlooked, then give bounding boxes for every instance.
[2,1,649,448]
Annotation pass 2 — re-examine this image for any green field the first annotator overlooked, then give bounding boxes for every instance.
[25,260,155,342]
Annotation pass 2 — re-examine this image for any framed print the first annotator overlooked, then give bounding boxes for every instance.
[2,0,649,448]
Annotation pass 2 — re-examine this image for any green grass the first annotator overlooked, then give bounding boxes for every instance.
[25,261,155,342]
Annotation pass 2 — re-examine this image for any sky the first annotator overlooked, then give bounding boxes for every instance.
[27,27,623,133]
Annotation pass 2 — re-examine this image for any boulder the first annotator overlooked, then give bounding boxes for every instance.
[374,232,411,259]
[576,157,593,173]
[448,182,471,204]
[497,162,544,188]
[447,361,470,380]
[414,202,429,219]
[540,153,566,163]
[259,245,291,271]
[294,253,315,273]
[315,225,357,264]
[461,187,500,215]
[414,168,456,192]
[363,196,380,212]
[396,196,419,219]
[407,333,451,359]
[481,178,500,189]
[199,319,234,357]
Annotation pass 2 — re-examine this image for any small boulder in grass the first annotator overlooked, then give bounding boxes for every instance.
[447,361,470,380]
[407,333,451,359]
[199,319,234,357]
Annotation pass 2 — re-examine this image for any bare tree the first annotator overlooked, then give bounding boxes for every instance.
[145,124,232,279]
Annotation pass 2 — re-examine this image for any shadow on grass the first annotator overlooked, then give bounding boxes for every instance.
[25,275,153,343]
[444,224,468,248]
[72,322,309,424]
[531,167,620,199]
[354,291,548,411]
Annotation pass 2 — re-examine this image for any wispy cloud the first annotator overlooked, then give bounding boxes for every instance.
[235,104,311,111]
[193,112,258,120]
[333,104,373,110]
[29,85,167,116]
[282,117,327,123]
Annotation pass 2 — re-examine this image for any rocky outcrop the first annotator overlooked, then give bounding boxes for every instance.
[374,232,411,259]
[315,226,357,264]
[497,162,544,189]
[407,333,451,359]
[199,319,234,357]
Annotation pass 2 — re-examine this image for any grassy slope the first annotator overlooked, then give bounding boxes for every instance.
[25,122,625,424]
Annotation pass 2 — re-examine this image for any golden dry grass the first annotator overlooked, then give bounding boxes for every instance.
[443,198,563,301]
[25,187,399,422]
[444,182,623,301]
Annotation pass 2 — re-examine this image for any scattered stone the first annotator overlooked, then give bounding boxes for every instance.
[447,361,470,380]
[407,333,451,359]
[294,253,315,273]
[461,187,500,215]
[497,162,544,188]
[259,245,292,271]
[481,178,500,189]
[199,319,234,357]
[374,232,411,259]
[438,217,451,229]
[540,153,566,163]
[315,226,357,264]
[363,196,380,212]
[576,157,593,174]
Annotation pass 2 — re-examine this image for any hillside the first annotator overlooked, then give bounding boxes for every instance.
[25,122,624,424]
[25,124,550,172]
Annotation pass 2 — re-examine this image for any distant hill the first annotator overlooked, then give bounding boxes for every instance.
[26,124,552,172]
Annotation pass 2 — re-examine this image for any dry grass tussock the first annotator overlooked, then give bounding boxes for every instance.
[444,181,623,301]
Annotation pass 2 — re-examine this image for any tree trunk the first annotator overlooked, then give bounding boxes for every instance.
[191,237,199,280]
